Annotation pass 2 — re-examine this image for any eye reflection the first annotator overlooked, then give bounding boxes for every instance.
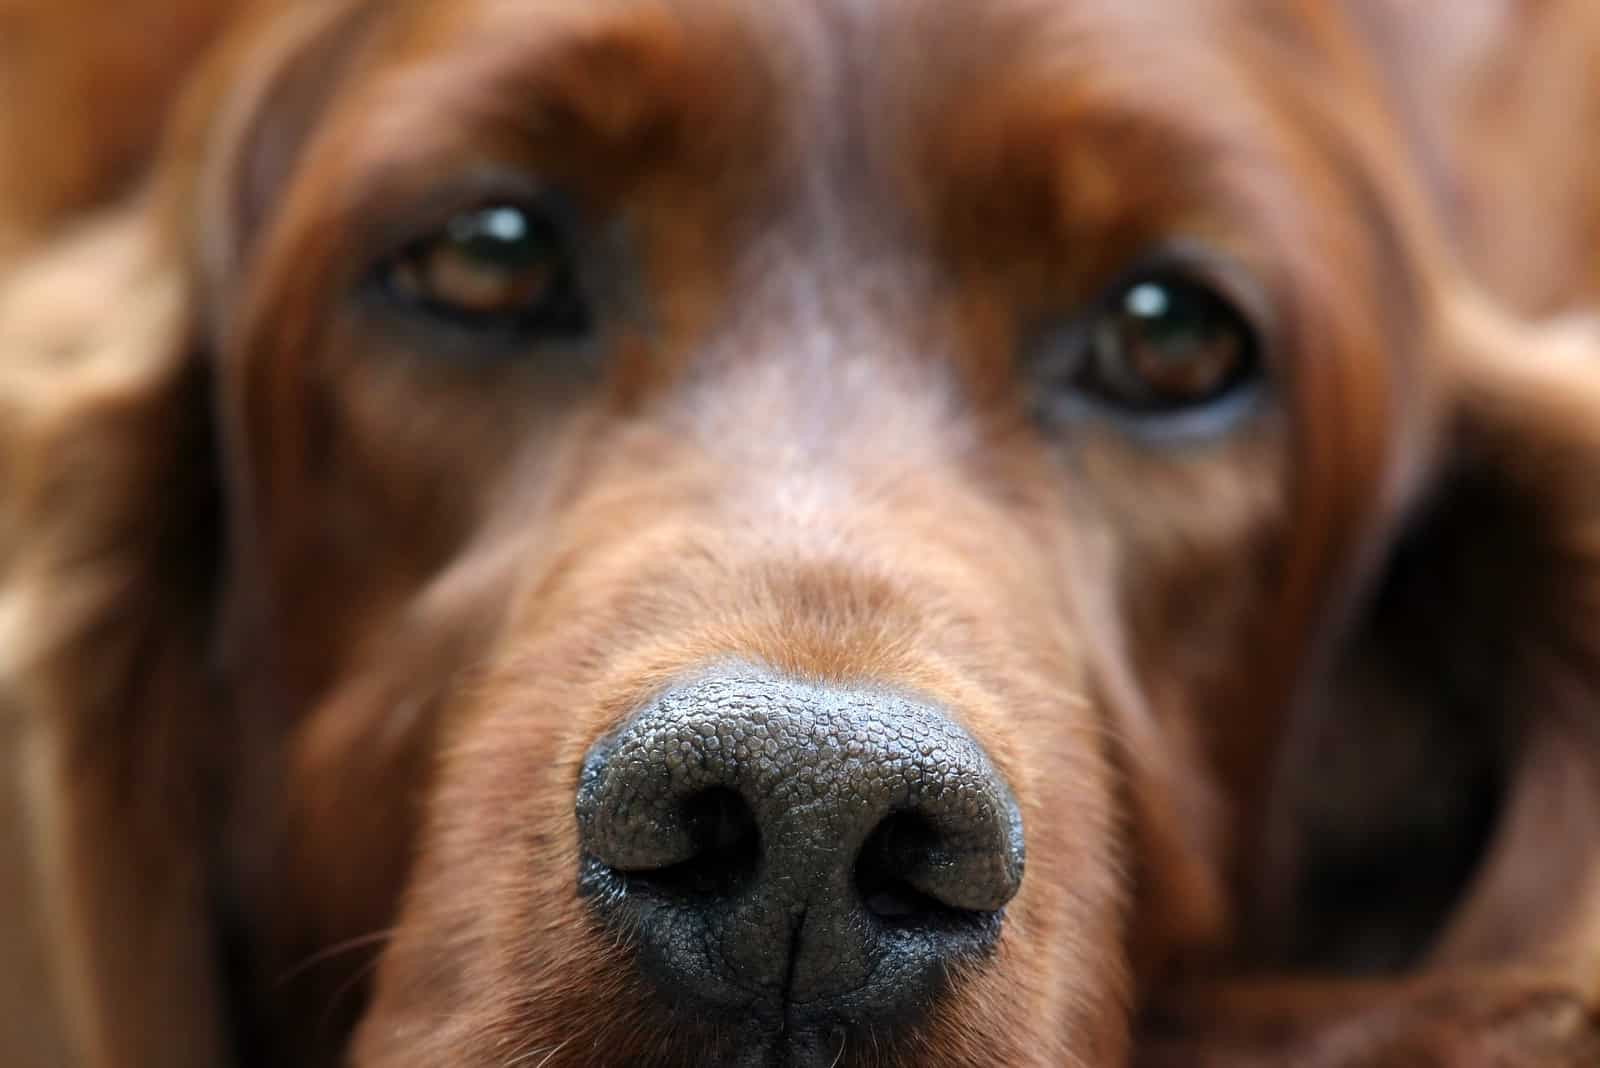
[1078,271,1261,414]
[379,200,591,339]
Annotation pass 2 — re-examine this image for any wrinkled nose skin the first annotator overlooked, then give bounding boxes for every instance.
[575,669,1025,1035]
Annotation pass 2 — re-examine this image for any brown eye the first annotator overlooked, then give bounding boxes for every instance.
[1078,274,1259,413]
[382,203,590,336]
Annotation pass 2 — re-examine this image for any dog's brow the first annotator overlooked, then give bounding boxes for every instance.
[363,1,768,161]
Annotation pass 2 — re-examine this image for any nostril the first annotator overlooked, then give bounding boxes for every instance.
[618,787,760,901]
[856,812,988,930]
[682,787,758,866]
[578,672,1025,1020]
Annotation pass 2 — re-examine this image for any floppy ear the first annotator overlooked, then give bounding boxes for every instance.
[185,0,384,315]
[1136,296,1600,1065]
[1420,301,1600,979]
[0,4,383,1066]
[1258,290,1600,988]
[0,0,246,256]
[1351,0,1600,313]
[0,201,227,1068]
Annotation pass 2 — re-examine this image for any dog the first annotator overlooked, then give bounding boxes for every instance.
[3,1,1600,1066]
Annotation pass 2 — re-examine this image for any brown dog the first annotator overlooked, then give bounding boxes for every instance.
[4,2,1600,1066]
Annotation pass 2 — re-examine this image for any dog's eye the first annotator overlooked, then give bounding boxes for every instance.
[381,203,590,335]
[1076,273,1259,413]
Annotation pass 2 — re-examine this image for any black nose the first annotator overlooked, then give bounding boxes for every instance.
[575,669,1024,1026]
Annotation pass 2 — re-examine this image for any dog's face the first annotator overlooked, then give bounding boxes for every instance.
[172,1,1438,1065]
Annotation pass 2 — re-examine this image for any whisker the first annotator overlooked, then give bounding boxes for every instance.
[315,948,390,1043]
[275,929,399,988]
[506,1035,574,1067]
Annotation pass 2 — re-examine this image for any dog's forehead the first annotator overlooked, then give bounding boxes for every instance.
[308,0,1348,285]
[416,0,1277,58]
[359,0,1320,160]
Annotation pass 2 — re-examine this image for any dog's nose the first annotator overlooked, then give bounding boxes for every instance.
[575,670,1024,1022]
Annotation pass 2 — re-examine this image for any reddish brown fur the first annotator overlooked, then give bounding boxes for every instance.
[3,2,1600,1066]
[0,0,247,261]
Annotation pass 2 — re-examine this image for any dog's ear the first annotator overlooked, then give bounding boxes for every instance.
[0,5,383,1066]
[1351,0,1600,312]
[0,0,245,256]
[1419,301,1600,978]
[185,0,383,320]
[0,200,227,1068]
[1258,291,1600,986]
